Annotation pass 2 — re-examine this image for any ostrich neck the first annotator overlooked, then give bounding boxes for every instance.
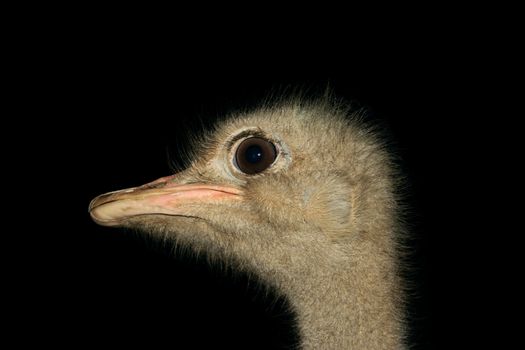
[258,247,405,349]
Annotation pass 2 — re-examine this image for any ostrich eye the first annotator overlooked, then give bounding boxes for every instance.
[235,137,277,174]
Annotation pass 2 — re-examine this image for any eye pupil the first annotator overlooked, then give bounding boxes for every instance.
[235,137,277,175]
[245,145,264,164]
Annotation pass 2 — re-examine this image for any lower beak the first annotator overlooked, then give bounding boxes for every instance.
[89,175,242,227]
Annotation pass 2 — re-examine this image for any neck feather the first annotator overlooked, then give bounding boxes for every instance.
[253,240,405,349]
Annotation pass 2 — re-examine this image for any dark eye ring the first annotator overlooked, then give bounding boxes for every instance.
[234,137,277,175]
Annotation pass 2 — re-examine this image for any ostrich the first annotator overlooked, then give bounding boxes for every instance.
[89,97,407,349]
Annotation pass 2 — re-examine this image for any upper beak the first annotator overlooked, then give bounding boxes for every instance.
[89,174,242,227]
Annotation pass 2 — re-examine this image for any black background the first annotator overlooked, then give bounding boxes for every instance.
[13,21,480,349]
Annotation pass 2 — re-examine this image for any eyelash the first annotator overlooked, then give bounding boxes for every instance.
[227,130,266,150]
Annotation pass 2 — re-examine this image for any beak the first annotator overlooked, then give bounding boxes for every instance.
[89,174,242,227]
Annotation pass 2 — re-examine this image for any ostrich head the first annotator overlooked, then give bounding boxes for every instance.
[89,98,405,349]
